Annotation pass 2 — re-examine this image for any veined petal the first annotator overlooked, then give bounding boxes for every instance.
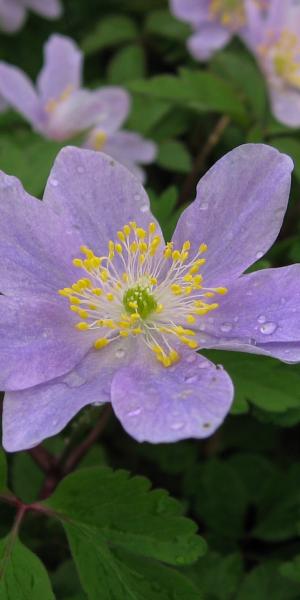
[3,339,136,452]
[172,144,293,287]
[0,293,95,391]
[43,146,162,254]
[0,171,83,295]
[196,265,300,363]
[37,34,82,105]
[0,62,43,128]
[111,351,234,443]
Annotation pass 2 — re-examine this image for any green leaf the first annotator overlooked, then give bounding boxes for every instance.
[107,44,146,84]
[81,15,138,55]
[270,137,300,181]
[237,562,300,600]
[0,536,54,599]
[187,551,244,600]
[128,70,247,121]
[157,139,192,173]
[145,9,191,41]
[66,525,201,599]
[11,453,44,504]
[0,131,64,196]
[43,467,206,566]
[0,451,7,493]
[204,351,300,413]
[279,555,300,584]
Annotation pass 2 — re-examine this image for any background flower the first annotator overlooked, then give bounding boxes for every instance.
[0,0,62,33]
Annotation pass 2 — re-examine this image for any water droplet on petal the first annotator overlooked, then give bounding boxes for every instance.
[184,375,198,383]
[260,322,277,335]
[220,322,232,333]
[199,202,208,210]
[256,251,264,259]
[93,401,103,406]
[257,314,266,324]
[140,203,149,213]
[50,178,59,187]
[171,422,184,431]
[127,408,142,417]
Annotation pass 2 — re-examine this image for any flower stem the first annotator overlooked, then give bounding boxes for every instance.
[179,115,230,205]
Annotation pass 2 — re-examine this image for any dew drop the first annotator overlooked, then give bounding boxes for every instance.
[260,321,277,335]
[140,203,149,213]
[220,322,232,333]
[199,202,208,210]
[184,375,198,383]
[127,408,142,417]
[256,251,264,259]
[50,178,59,187]
[93,401,103,406]
[171,422,184,431]
[115,348,125,359]
[257,314,266,324]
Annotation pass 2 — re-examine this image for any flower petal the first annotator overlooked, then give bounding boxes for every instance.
[111,351,234,443]
[43,146,162,254]
[0,62,43,127]
[3,339,135,452]
[172,144,293,286]
[37,34,82,105]
[0,293,94,391]
[170,0,209,24]
[0,0,25,33]
[25,0,62,18]
[99,129,157,183]
[269,87,300,128]
[196,265,300,362]
[88,88,130,135]
[0,171,82,295]
[188,24,231,61]
[45,88,129,141]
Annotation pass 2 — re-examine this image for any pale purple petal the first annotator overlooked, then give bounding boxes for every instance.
[45,89,128,141]
[37,34,82,105]
[0,294,95,391]
[269,87,300,128]
[0,62,43,128]
[172,144,293,287]
[111,352,234,443]
[0,171,83,295]
[24,0,62,18]
[99,130,157,183]
[3,338,136,452]
[170,0,210,24]
[0,0,25,33]
[90,88,130,135]
[188,23,232,61]
[43,146,162,255]
[196,265,300,363]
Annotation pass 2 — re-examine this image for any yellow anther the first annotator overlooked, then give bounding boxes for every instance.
[108,240,115,254]
[182,241,191,251]
[123,224,131,236]
[58,288,71,297]
[70,306,88,319]
[122,273,129,282]
[171,284,183,295]
[75,322,89,330]
[169,350,179,363]
[172,250,181,261]
[214,287,228,295]
[139,241,148,253]
[156,303,163,313]
[94,338,109,349]
[120,330,129,337]
[204,292,215,298]
[132,328,142,335]
[129,301,138,310]
[80,246,94,259]
[129,313,140,322]
[150,277,157,285]
[181,252,189,262]
[149,222,156,234]
[136,228,146,239]
[129,221,137,229]
[106,293,114,301]
[92,288,102,296]
[100,270,109,282]
[69,296,81,305]
[115,243,122,254]
[88,304,97,310]
[139,254,145,264]
[130,242,138,253]
[73,258,84,268]
[199,243,208,253]
[183,274,193,282]
[186,314,196,324]
[117,231,125,242]
[92,130,107,151]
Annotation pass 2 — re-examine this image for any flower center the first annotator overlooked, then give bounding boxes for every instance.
[271,31,300,88]
[209,0,245,29]
[45,84,74,114]
[59,222,227,367]
[89,130,108,151]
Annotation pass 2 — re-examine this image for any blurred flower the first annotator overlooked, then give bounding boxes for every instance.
[242,0,300,127]
[170,0,270,60]
[0,34,156,180]
[0,144,297,452]
[0,0,62,33]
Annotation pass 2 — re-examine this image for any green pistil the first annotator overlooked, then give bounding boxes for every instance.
[123,285,157,319]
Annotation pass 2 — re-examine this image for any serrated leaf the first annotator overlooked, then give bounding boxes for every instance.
[204,351,300,413]
[43,467,206,566]
[66,524,201,600]
[0,536,54,599]
[81,15,138,55]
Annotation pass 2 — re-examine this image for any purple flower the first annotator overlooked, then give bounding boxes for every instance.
[0,0,62,33]
[170,0,269,60]
[1,144,296,452]
[242,0,300,127]
[0,34,156,181]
